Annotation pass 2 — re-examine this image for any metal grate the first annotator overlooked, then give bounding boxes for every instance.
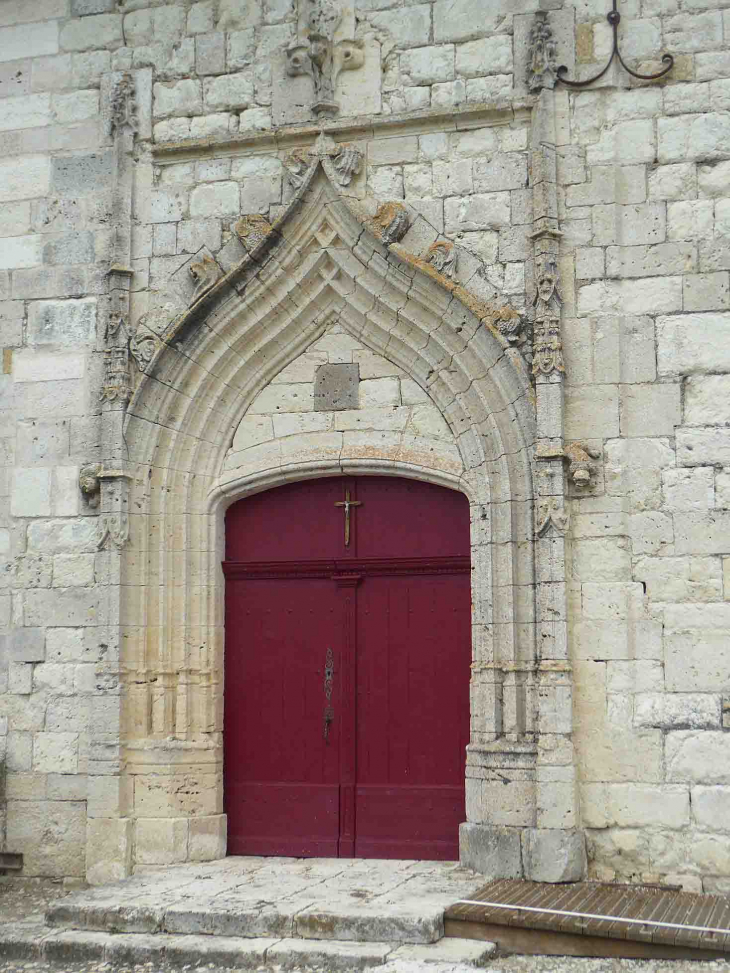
[446,879,730,953]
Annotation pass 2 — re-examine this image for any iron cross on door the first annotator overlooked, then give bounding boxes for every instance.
[334,489,362,546]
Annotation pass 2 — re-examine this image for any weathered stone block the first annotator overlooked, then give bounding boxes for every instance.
[692,786,730,832]
[203,72,253,111]
[6,799,86,877]
[0,155,51,202]
[189,813,227,861]
[400,45,454,85]
[459,823,523,878]
[619,383,681,438]
[0,22,59,63]
[522,829,586,883]
[11,468,51,516]
[665,632,730,693]
[153,79,202,118]
[86,817,133,885]
[7,628,46,663]
[0,93,51,133]
[27,298,96,347]
[635,692,721,729]
[52,152,113,196]
[135,817,189,865]
[59,14,122,51]
[666,731,730,784]
[189,182,239,218]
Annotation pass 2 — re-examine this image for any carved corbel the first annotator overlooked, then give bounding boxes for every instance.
[564,442,602,488]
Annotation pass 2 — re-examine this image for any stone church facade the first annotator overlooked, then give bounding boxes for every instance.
[0,0,729,891]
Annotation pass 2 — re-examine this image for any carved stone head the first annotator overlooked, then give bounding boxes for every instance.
[79,463,102,508]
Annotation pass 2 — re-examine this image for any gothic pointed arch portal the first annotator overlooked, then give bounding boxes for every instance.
[90,146,583,882]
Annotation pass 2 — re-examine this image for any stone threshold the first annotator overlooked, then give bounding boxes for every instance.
[0,921,496,971]
[152,99,534,162]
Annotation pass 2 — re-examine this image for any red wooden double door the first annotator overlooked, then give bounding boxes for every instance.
[223,476,471,860]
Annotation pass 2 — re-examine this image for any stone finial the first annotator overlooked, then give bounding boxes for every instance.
[532,255,564,377]
[79,464,102,508]
[189,254,223,302]
[426,240,457,278]
[285,0,364,118]
[563,442,601,488]
[527,12,558,92]
[234,214,273,252]
[373,202,409,245]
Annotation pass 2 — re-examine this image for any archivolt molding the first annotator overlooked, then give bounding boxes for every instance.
[120,149,544,794]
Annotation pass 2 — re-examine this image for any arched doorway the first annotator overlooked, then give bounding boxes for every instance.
[223,475,471,860]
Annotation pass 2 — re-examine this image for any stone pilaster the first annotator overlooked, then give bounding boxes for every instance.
[528,81,585,882]
[85,71,137,884]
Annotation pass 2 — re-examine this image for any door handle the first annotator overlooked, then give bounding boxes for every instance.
[324,647,334,742]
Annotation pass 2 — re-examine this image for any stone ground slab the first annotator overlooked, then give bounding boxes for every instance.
[44,857,485,945]
[0,922,494,971]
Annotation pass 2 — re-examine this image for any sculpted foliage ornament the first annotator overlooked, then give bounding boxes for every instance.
[532,256,564,377]
[527,12,558,92]
[286,0,364,117]
[234,214,273,252]
[426,240,457,279]
[332,144,362,186]
[129,327,158,373]
[372,202,409,245]
[109,72,137,136]
[284,147,313,190]
[189,253,223,303]
[101,312,133,405]
[285,139,361,191]
[535,496,569,537]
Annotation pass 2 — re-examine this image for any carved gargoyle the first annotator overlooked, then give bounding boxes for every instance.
[79,463,102,508]
[189,254,223,302]
[373,202,409,245]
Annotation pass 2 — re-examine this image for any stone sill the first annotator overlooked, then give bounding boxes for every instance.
[152,99,535,162]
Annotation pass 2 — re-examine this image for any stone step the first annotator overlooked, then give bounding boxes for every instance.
[0,920,497,971]
[46,898,447,944]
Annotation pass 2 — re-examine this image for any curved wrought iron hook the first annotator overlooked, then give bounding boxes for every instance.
[557,0,673,88]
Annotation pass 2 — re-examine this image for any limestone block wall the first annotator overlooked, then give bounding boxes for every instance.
[0,0,727,886]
